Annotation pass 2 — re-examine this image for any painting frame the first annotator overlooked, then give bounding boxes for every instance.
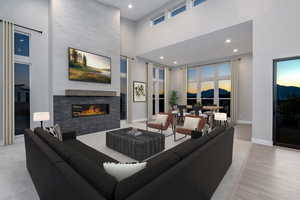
[133,81,147,102]
[68,47,112,84]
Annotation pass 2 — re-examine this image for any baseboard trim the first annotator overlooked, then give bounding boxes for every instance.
[236,120,252,125]
[251,138,273,146]
[132,118,147,123]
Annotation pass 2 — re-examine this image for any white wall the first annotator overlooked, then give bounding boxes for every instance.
[50,0,121,96]
[0,0,50,129]
[0,23,3,142]
[238,55,252,123]
[252,1,300,144]
[131,58,148,121]
[120,18,149,121]
[135,0,300,144]
[121,18,136,57]
[135,0,271,55]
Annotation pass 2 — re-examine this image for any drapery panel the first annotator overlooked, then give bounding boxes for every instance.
[147,63,154,120]
[230,59,240,124]
[2,21,14,145]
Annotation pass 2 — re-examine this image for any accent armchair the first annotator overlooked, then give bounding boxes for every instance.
[146,112,174,137]
[175,115,206,141]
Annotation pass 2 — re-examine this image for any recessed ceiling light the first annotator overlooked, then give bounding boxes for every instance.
[160,56,164,60]
[233,49,239,53]
[225,39,231,43]
[173,61,178,64]
[128,4,133,9]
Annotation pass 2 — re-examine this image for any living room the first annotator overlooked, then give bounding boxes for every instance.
[1,0,300,200]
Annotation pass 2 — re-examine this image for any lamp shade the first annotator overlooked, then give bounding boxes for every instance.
[214,112,227,121]
[33,112,50,121]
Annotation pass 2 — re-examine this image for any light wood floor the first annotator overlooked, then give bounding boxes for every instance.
[232,128,300,200]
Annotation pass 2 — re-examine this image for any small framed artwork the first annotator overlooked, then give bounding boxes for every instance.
[133,81,147,102]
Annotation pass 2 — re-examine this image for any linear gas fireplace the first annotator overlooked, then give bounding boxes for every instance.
[72,104,109,118]
[54,95,120,135]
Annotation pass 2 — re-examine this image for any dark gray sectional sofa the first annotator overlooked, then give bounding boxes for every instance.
[24,126,234,200]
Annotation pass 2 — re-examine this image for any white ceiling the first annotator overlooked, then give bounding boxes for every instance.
[138,21,253,67]
[97,0,174,21]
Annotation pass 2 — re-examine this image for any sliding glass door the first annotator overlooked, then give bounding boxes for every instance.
[14,31,31,135]
[274,57,300,149]
[14,63,30,135]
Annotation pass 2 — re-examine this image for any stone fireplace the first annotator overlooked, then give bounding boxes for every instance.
[53,90,120,135]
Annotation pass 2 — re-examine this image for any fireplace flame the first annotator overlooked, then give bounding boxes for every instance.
[80,105,106,116]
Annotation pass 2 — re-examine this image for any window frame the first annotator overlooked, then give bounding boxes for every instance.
[153,66,166,114]
[14,30,31,63]
[170,3,187,17]
[187,62,231,114]
[152,14,165,26]
[193,0,207,7]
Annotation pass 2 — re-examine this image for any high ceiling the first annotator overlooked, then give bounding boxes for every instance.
[97,0,174,21]
[138,21,253,67]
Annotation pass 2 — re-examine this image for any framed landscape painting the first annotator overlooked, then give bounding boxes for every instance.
[133,81,147,102]
[68,48,111,84]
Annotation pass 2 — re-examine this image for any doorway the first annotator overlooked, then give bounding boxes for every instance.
[273,56,300,149]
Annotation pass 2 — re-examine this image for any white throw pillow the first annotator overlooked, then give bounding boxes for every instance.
[54,124,63,141]
[103,162,147,181]
[153,114,168,126]
[183,117,200,131]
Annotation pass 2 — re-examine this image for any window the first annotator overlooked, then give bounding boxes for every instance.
[171,4,186,17]
[187,62,231,116]
[120,58,128,120]
[153,67,165,114]
[153,15,165,25]
[14,63,30,135]
[14,32,30,57]
[193,0,206,7]
[14,30,31,135]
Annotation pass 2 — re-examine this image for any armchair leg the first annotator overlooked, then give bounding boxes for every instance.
[174,132,187,142]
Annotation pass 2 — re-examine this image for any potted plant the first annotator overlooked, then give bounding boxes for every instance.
[193,102,203,115]
[169,90,179,110]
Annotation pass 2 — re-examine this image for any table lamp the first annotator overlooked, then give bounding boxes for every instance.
[33,112,50,128]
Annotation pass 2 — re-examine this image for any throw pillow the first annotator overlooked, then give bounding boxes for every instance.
[44,124,63,141]
[183,117,200,131]
[44,127,58,138]
[54,124,63,141]
[103,162,147,182]
[153,114,168,126]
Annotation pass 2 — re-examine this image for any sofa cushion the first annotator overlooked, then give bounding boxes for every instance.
[25,129,64,165]
[207,126,226,139]
[35,128,118,199]
[35,128,77,161]
[68,155,117,200]
[169,135,210,159]
[114,151,180,200]
[35,128,116,164]
[64,140,117,165]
